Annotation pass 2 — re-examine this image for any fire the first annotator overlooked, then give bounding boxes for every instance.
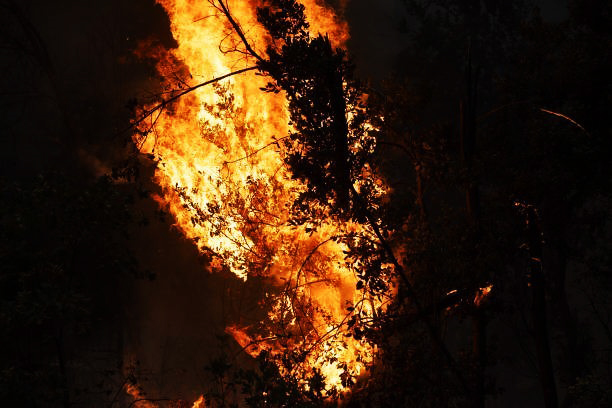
[474,284,493,307]
[192,395,206,408]
[132,0,386,401]
[125,383,157,408]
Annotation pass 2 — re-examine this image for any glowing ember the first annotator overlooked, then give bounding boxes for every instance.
[132,0,386,400]
[474,284,493,307]
[125,383,157,408]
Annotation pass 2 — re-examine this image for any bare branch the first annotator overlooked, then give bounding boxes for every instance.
[122,66,258,136]
[215,0,266,63]
[223,136,290,165]
[540,108,590,136]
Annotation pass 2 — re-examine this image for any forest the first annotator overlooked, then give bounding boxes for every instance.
[1,0,611,407]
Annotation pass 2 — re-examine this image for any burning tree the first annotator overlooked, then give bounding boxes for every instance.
[2,0,610,406]
[129,0,496,405]
[130,0,389,403]
[127,0,612,406]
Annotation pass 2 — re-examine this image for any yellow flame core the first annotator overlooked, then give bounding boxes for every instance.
[135,0,384,397]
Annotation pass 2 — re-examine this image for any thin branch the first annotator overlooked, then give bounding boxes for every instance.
[193,13,216,23]
[539,108,590,136]
[291,237,336,295]
[233,334,280,358]
[122,66,258,136]
[108,375,132,408]
[477,101,590,137]
[223,136,289,165]
[349,184,472,396]
[281,236,336,339]
[215,0,266,63]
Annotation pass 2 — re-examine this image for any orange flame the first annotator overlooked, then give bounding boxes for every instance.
[125,383,158,408]
[474,284,493,307]
[133,0,385,397]
[192,395,206,408]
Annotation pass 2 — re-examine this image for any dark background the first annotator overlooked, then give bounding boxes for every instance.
[1,0,610,407]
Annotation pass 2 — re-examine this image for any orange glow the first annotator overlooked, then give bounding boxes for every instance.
[125,383,157,408]
[539,108,589,135]
[192,395,206,408]
[301,0,350,47]
[131,0,388,401]
[474,284,493,307]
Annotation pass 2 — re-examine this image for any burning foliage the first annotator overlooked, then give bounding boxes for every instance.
[130,0,392,403]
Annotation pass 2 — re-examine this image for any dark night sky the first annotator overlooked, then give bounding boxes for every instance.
[346,0,568,79]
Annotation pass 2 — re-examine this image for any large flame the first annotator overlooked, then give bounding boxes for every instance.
[133,0,385,401]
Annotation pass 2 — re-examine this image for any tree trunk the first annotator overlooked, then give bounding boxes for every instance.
[542,203,580,406]
[461,43,486,408]
[325,37,351,210]
[472,309,487,408]
[527,206,559,408]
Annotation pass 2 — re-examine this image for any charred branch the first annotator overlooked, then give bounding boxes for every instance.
[124,66,258,137]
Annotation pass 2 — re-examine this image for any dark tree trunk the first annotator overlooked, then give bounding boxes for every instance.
[542,202,580,406]
[415,163,427,221]
[472,309,487,408]
[326,40,351,210]
[461,44,486,408]
[527,207,559,408]
[55,327,71,408]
